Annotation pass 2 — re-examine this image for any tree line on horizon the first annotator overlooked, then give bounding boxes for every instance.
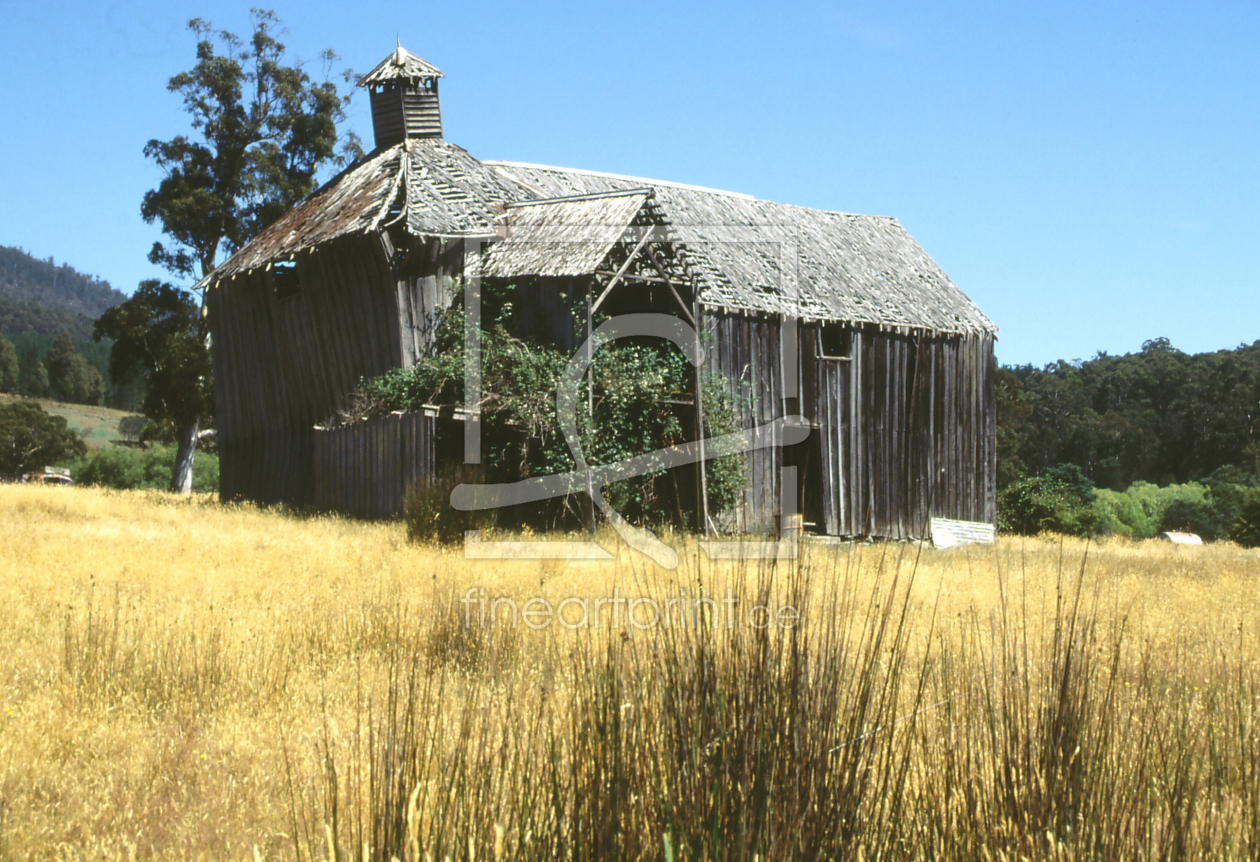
[996,337,1260,542]
[0,245,127,319]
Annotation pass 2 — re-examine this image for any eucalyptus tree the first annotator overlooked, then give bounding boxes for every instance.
[105,10,360,492]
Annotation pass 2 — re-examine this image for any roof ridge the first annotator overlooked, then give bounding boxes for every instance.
[509,188,654,207]
[485,160,896,220]
[483,160,757,201]
[358,46,444,87]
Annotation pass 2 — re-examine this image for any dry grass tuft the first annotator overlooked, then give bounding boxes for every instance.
[1,484,1258,859]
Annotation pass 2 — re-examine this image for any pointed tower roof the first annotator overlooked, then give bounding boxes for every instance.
[358,46,444,87]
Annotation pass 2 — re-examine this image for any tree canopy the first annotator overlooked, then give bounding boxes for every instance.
[998,338,1260,491]
[995,337,1260,543]
[141,9,361,280]
[46,333,105,405]
[0,336,18,393]
[0,402,86,477]
[94,281,213,469]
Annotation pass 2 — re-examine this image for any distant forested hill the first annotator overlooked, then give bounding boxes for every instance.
[0,245,139,409]
[999,338,1260,491]
[0,294,96,342]
[0,245,126,319]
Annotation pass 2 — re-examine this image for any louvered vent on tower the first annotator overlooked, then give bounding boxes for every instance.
[358,45,444,148]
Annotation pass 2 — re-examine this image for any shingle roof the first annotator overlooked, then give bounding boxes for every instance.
[486,161,996,335]
[196,146,403,286]
[482,190,654,277]
[402,142,525,237]
[201,144,995,336]
[198,140,524,287]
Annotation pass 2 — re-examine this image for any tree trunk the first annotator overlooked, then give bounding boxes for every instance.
[172,418,199,493]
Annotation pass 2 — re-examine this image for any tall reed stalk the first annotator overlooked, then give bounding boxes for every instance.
[295,539,1259,861]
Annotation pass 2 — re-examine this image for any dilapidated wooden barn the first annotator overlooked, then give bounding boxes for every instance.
[198,45,997,538]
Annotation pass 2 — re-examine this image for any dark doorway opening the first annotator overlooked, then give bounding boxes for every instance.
[781,430,825,533]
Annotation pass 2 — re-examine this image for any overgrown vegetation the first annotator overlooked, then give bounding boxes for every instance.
[403,461,490,544]
[354,283,746,532]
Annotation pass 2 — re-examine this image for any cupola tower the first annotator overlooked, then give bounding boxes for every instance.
[358,45,444,148]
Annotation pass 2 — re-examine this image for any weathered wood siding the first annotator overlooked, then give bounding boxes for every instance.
[706,309,995,538]
[313,411,435,519]
[208,234,411,505]
[369,83,442,146]
[706,310,787,533]
[396,238,464,367]
[823,327,996,538]
[211,230,994,534]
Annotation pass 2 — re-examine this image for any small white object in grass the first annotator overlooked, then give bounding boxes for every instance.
[1157,531,1203,545]
[931,518,995,548]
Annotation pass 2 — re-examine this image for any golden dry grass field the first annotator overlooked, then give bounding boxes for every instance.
[2,483,1258,860]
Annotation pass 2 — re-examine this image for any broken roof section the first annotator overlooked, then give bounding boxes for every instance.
[196,146,403,286]
[482,190,656,278]
[487,162,997,336]
[198,140,527,287]
[403,141,526,237]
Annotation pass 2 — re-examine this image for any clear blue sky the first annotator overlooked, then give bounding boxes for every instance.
[2,0,1258,367]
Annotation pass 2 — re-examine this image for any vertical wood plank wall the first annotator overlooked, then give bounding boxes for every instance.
[396,239,464,367]
[209,234,418,506]
[707,309,995,538]
[706,311,784,533]
[313,411,435,519]
[210,233,995,533]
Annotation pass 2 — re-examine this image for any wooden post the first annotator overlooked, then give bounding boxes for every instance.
[693,277,710,536]
[582,276,596,532]
[586,277,594,418]
[591,225,654,314]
